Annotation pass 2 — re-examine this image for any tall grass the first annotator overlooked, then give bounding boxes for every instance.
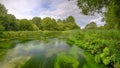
[67,29,120,68]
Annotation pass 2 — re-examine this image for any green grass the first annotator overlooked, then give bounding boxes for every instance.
[0,49,7,61]
[0,31,70,41]
[67,29,120,68]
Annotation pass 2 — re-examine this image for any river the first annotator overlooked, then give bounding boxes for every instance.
[0,38,102,68]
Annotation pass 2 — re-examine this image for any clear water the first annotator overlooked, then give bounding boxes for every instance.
[0,38,102,68]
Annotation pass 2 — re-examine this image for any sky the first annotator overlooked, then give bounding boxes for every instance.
[0,0,105,28]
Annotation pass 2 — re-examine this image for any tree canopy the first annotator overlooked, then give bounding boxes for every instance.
[0,3,7,18]
[85,22,97,29]
[0,3,80,31]
[0,3,7,31]
[77,0,120,29]
[32,17,41,29]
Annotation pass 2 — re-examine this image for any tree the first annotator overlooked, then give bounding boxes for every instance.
[0,23,4,31]
[56,19,65,30]
[66,16,75,23]
[0,4,19,31]
[57,22,65,31]
[65,16,80,30]
[51,18,57,30]
[105,2,120,29]
[32,17,41,29]
[85,22,97,29]
[41,17,57,30]
[0,3,80,31]
[2,14,19,31]
[19,19,39,31]
[77,0,120,29]
[57,19,63,23]
[0,3,7,18]
[0,3,7,31]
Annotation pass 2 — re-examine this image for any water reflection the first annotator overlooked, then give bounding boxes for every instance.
[0,39,84,68]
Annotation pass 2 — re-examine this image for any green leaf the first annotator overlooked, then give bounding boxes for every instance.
[102,57,111,65]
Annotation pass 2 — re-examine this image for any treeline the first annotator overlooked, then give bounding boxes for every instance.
[0,3,80,31]
[84,22,107,30]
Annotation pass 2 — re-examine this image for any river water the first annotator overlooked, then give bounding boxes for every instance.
[0,38,101,68]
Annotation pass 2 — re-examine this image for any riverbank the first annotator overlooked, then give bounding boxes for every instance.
[0,30,71,49]
[0,30,70,41]
[67,29,120,68]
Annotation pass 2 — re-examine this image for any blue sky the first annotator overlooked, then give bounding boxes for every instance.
[0,0,105,28]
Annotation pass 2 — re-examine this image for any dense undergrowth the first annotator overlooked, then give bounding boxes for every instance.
[67,29,120,68]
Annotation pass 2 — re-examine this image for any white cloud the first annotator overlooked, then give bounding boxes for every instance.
[90,17,105,26]
[0,0,104,27]
[0,0,40,19]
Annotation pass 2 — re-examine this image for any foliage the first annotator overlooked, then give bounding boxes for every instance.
[0,3,7,18]
[19,19,39,31]
[1,1,120,67]
[0,3,80,31]
[65,16,80,30]
[105,2,120,29]
[41,17,57,30]
[0,41,16,49]
[0,29,120,68]
[77,0,109,15]
[85,22,97,29]
[3,14,19,31]
[0,3,7,31]
[77,0,120,29]
[55,52,79,68]
[32,17,41,29]
[67,29,120,67]
[66,16,75,23]
[0,23,4,31]
[56,22,65,31]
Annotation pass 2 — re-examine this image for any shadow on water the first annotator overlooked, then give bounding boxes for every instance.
[0,38,101,68]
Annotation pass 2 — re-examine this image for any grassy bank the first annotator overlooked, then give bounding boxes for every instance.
[0,31,70,41]
[0,30,71,49]
[67,29,120,68]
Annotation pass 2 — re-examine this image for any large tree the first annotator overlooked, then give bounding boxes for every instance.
[77,0,120,29]
[3,14,19,31]
[0,23,4,31]
[0,4,19,31]
[65,16,80,29]
[85,22,97,29]
[0,3,7,31]
[19,19,39,31]
[41,17,57,30]
[32,17,41,29]
[66,16,75,23]
[0,3,7,18]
